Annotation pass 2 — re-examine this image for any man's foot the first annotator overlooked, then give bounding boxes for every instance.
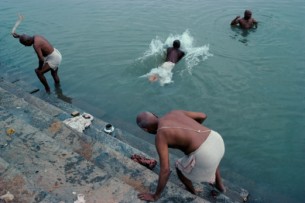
[45,87,51,94]
[149,75,158,82]
[215,183,226,193]
[211,189,220,198]
[209,182,226,198]
[55,82,61,88]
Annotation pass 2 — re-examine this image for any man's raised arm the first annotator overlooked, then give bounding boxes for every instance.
[231,16,240,26]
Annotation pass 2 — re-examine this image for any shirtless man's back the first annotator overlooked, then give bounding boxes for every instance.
[157,111,211,155]
[136,110,225,201]
[147,40,185,84]
[33,35,54,58]
[166,42,185,64]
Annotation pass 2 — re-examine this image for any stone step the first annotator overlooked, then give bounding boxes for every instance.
[0,78,249,203]
[0,157,63,203]
[0,81,208,202]
[0,78,242,203]
[0,110,145,203]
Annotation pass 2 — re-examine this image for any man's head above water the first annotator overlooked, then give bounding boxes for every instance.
[173,40,181,49]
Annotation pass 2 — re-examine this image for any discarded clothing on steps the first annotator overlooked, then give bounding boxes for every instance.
[131,154,157,170]
[63,113,94,133]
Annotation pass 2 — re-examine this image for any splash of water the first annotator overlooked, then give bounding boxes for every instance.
[138,30,213,74]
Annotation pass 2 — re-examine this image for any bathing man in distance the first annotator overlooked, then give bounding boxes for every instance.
[148,40,185,84]
[231,10,257,29]
[136,110,225,201]
[12,33,62,93]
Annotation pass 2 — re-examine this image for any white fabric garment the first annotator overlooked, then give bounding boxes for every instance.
[140,61,175,86]
[44,48,62,70]
[176,130,225,183]
[63,113,93,132]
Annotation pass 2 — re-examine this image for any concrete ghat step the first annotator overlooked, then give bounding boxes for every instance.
[0,79,179,175]
[0,79,244,202]
[0,157,63,203]
[0,113,143,203]
[0,83,208,202]
[1,80,238,202]
[0,83,185,189]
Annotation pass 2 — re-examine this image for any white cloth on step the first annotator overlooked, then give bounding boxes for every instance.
[63,113,94,132]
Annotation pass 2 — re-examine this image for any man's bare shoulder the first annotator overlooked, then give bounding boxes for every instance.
[167,110,184,115]
[34,35,51,44]
[161,110,184,120]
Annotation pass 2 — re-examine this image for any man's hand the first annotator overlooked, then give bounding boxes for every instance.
[231,16,241,26]
[138,193,159,202]
[12,32,20,38]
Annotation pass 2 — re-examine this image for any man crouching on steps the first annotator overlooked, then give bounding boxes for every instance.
[12,33,62,93]
[136,110,225,201]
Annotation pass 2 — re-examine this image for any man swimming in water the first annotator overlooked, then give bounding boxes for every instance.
[231,10,257,29]
[12,33,62,93]
[136,110,225,201]
[148,40,185,83]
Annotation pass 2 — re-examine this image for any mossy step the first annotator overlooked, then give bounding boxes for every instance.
[0,85,208,202]
[0,113,144,203]
[0,78,245,202]
[0,157,64,203]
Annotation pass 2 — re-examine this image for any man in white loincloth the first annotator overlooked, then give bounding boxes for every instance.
[12,32,62,93]
[136,110,225,201]
[148,40,185,84]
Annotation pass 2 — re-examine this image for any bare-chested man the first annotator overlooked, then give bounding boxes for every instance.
[136,110,225,201]
[148,40,185,83]
[12,33,62,93]
[166,40,185,64]
[231,10,257,29]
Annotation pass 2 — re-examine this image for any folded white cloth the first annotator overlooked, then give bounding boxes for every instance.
[63,113,93,132]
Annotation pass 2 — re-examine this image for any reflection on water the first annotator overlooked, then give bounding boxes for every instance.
[54,84,72,104]
[230,26,258,45]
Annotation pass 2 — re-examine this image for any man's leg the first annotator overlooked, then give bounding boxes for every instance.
[51,67,60,84]
[35,63,51,93]
[214,166,226,192]
[176,167,196,194]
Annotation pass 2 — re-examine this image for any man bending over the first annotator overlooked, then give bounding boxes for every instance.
[12,33,62,93]
[136,110,225,201]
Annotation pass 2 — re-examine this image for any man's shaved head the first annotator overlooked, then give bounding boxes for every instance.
[136,112,158,134]
[19,34,33,46]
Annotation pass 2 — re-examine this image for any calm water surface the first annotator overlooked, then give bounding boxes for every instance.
[1,0,305,202]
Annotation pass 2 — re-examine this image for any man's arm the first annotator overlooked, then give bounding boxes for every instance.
[138,134,170,201]
[231,16,240,26]
[182,110,207,124]
[12,33,20,38]
[33,44,44,68]
[154,135,170,199]
[179,51,185,61]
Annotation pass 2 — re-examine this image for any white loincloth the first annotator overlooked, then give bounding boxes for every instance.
[44,48,62,70]
[63,113,93,133]
[176,130,225,183]
[141,61,175,86]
